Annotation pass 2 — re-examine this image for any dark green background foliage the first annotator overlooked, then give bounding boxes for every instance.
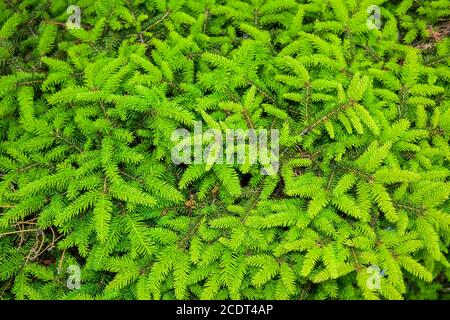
[0,0,449,300]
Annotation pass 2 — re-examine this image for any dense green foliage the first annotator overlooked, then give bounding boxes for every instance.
[0,0,449,300]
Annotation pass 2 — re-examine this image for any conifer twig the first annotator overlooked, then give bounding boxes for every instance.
[0,229,40,237]
[142,10,170,33]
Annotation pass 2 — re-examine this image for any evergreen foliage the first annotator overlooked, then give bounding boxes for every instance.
[0,0,449,300]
